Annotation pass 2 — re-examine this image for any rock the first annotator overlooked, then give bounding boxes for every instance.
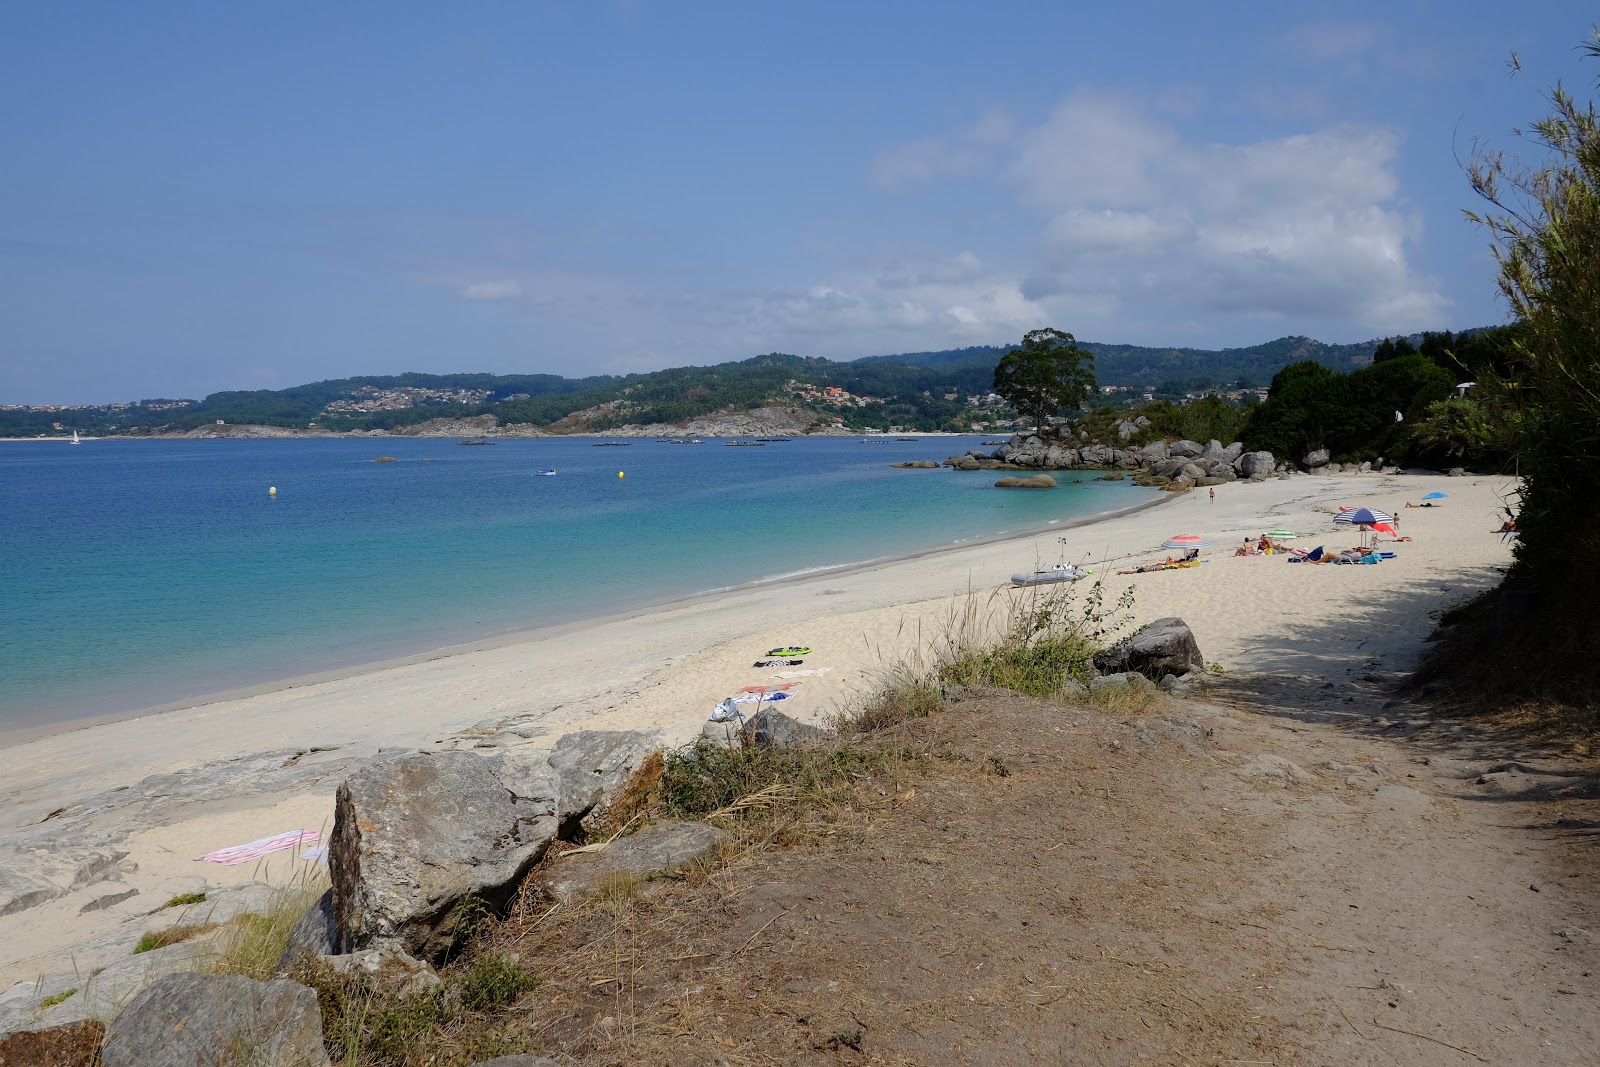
[1220,441,1244,463]
[700,718,743,747]
[1089,672,1153,692]
[994,475,1056,488]
[1237,754,1311,786]
[1158,673,1194,694]
[78,888,139,914]
[100,972,329,1067]
[1448,466,1466,476]
[1238,451,1275,481]
[330,750,558,958]
[1150,457,1189,479]
[1135,441,1169,464]
[1095,618,1205,681]
[34,940,214,1030]
[547,730,655,837]
[0,1019,104,1066]
[277,890,337,971]
[1078,444,1114,468]
[1169,439,1204,459]
[1302,447,1330,469]
[541,822,728,904]
[743,708,826,749]
[1178,462,1206,482]
[1111,448,1140,469]
[1059,679,1090,698]
[316,945,441,997]
[891,461,939,468]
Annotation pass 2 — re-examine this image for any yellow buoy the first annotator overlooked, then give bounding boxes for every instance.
[618,471,624,479]
[268,486,277,496]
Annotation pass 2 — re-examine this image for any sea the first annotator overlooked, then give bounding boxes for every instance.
[0,435,1154,732]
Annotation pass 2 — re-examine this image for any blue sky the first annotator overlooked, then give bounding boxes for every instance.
[2,2,1595,404]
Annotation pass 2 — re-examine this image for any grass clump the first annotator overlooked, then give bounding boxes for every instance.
[457,952,538,1013]
[40,988,76,1008]
[938,581,1135,700]
[152,891,206,913]
[134,923,214,954]
[659,740,910,821]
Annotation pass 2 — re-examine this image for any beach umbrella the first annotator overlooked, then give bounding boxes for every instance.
[1422,492,1448,500]
[1161,533,1211,549]
[1333,507,1393,526]
[1265,529,1297,540]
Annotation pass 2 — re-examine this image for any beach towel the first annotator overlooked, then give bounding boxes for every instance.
[196,829,320,865]
[732,690,795,705]
[738,682,799,695]
[752,658,804,668]
[765,646,811,657]
[709,697,743,722]
[775,668,832,679]
[300,845,329,864]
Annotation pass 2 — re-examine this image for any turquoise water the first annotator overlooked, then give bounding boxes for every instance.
[0,437,1152,728]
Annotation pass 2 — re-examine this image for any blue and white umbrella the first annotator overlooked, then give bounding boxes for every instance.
[1422,492,1448,500]
[1334,507,1394,526]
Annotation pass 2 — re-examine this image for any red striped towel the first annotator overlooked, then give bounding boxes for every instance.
[195,829,320,865]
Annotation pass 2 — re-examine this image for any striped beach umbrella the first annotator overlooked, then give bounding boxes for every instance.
[1161,533,1212,549]
[1333,507,1394,526]
[1265,529,1297,540]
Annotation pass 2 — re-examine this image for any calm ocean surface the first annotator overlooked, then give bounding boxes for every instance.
[0,436,1153,730]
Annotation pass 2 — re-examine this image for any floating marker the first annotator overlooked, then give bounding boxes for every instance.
[268,486,277,496]
[618,471,624,479]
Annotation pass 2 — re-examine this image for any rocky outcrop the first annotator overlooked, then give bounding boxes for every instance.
[1238,451,1276,481]
[100,973,329,1067]
[891,460,940,468]
[330,750,559,959]
[995,474,1057,489]
[744,708,826,749]
[546,731,655,839]
[1302,448,1330,469]
[1094,618,1205,682]
[539,822,727,904]
[389,414,546,438]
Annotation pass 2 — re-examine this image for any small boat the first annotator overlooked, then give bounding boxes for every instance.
[533,468,556,476]
[897,437,920,442]
[724,441,765,447]
[70,429,82,445]
[593,442,631,447]
[1011,563,1091,587]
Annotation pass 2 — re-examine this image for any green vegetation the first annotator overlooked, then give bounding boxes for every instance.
[39,988,76,1008]
[992,328,1098,434]
[134,923,213,953]
[153,891,206,912]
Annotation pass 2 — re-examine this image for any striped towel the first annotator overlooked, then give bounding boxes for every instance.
[195,829,320,865]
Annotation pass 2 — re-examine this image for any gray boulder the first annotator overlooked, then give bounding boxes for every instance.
[1302,447,1330,469]
[540,822,728,904]
[1221,441,1244,463]
[1135,441,1169,464]
[1238,451,1275,481]
[1089,672,1154,692]
[99,972,329,1067]
[1170,439,1204,459]
[330,750,558,958]
[995,474,1056,488]
[34,939,214,1030]
[700,717,743,747]
[547,730,655,837]
[316,945,440,998]
[277,889,337,971]
[1094,618,1205,681]
[1077,444,1114,468]
[744,708,826,748]
[1448,466,1466,476]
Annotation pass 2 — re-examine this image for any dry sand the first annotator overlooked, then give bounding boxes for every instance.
[0,470,1517,985]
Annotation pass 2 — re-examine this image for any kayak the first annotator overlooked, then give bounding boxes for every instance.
[1011,564,1091,587]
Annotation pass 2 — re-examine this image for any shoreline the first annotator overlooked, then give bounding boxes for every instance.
[0,471,1516,986]
[0,489,1176,748]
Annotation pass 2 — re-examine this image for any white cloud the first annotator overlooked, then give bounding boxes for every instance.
[1002,91,1445,333]
[457,279,522,301]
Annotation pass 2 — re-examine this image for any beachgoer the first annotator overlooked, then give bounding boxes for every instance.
[1209,487,1215,501]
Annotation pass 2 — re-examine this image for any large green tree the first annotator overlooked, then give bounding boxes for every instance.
[1465,38,1600,583]
[992,328,1097,435]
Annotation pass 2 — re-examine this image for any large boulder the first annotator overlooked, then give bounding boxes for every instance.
[1135,440,1169,465]
[100,973,329,1067]
[1238,451,1275,481]
[1302,448,1330,469]
[1169,439,1204,459]
[1111,448,1141,469]
[1094,618,1205,682]
[1220,441,1244,463]
[1077,444,1114,468]
[330,750,558,958]
[995,474,1056,488]
[546,730,655,837]
[277,889,337,971]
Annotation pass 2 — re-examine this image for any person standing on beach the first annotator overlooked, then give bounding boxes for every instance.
[1209,487,1215,501]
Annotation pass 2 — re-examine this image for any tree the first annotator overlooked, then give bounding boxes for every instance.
[1465,36,1600,583]
[992,329,1097,435]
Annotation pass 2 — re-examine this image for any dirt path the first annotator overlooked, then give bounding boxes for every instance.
[504,681,1599,1066]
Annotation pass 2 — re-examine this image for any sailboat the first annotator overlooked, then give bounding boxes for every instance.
[70,429,81,445]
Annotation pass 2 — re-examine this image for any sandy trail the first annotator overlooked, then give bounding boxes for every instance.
[0,471,1517,985]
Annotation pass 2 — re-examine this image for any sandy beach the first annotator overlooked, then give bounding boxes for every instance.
[0,470,1517,985]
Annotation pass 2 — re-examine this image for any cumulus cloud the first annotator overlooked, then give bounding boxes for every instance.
[457,279,522,301]
[999,90,1444,332]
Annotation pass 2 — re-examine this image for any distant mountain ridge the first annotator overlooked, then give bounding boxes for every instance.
[3,332,1451,438]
